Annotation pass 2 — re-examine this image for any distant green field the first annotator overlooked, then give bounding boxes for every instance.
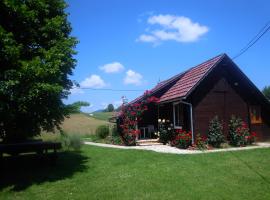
[39,113,112,141]
[90,112,114,121]
[60,113,111,135]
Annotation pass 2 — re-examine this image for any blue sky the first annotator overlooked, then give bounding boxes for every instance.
[65,0,270,112]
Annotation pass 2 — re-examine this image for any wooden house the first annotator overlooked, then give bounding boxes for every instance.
[125,54,270,142]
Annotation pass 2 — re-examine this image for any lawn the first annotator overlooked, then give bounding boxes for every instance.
[1,146,270,199]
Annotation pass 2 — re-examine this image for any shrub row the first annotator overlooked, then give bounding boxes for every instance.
[158,115,257,150]
[209,115,257,147]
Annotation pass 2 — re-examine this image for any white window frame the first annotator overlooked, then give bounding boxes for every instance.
[173,102,183,129]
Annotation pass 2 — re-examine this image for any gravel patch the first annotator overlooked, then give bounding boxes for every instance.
[84,141,270,155]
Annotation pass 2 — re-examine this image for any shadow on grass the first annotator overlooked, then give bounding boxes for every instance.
[0,151,89,191]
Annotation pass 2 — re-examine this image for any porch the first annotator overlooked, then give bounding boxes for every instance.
[137,101,194,141]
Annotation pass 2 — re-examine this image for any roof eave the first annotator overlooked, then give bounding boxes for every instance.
[158,96,185,104]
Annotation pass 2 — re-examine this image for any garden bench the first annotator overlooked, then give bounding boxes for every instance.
[0,140,61,162]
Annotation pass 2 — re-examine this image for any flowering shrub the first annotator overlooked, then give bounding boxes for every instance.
[186,133,208,151]
[171,129,192,149]
[119,90,159,145]
[111,136,122,145]
[248,132,257,145]
[195,133,208,150]
[158,119,174,144]
[228,116,257,146]
[207,116,225,148]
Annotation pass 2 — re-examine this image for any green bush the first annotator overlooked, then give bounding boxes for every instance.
[69,134,83,151]
[195,133,208,150]
[96,125,110,139]
[172,129,192,149]
[122,134,136,146]
[110,125,122,145]
[111,125,119,137]
[159,129,170,145]
[158,119,174,144]
[111,136,122,145]
[60,131,70,150]
[228,115,253,146]
[207,116,225,148]
[60,132,83,151]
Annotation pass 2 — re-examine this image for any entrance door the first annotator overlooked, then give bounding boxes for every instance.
[139,125,155,139]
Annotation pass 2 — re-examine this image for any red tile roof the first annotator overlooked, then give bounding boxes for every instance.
[159,54,225,102]
[128,71,185,105]
[128,54,225,105]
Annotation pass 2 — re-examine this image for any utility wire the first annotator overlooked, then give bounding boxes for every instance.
[233,21,270,60]
[76,87,145,92]
[237,21,270,53]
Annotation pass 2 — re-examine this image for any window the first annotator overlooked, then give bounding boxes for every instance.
[249,105,262,124]
[173,103,183,128]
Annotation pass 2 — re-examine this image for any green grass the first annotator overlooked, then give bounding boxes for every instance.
[1,146,270,199]
[37,113,112,141]
[90,111,114,121]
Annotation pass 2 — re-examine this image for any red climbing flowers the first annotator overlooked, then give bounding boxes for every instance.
[119,91,159,146]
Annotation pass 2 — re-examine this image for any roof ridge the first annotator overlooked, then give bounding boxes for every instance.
[183,53,226,72]
[159,53,226,102]
[159,53,226,85]
[128,53,226,104]
[183,53,226,98]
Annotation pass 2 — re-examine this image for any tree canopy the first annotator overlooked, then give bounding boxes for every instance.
[262,86,270,100]
[66,101,90,113]
[0,0,77,142]
[106,104,114,112]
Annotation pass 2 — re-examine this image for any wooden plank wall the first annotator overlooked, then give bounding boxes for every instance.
[193,78,248,137]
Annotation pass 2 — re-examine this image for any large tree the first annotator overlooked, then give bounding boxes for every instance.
[262,86,270,100]
[106,104,114,112]
[0,0,77,142]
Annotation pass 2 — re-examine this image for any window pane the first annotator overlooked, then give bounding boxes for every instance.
[174,104,183,127]
[250,105,262,124]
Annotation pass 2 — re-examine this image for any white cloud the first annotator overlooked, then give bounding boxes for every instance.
[70,87,84,95]
[137,14,209,44]
[124,70,143,86]
[137,34,157,43]
[148,14,175,26]
[80,74,107,88]
[99,62,125,73]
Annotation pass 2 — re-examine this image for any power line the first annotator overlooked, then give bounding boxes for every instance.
[233,21,270,60]
[237,21,270,53]
[77,87,145,92]
[233,21,270,59]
